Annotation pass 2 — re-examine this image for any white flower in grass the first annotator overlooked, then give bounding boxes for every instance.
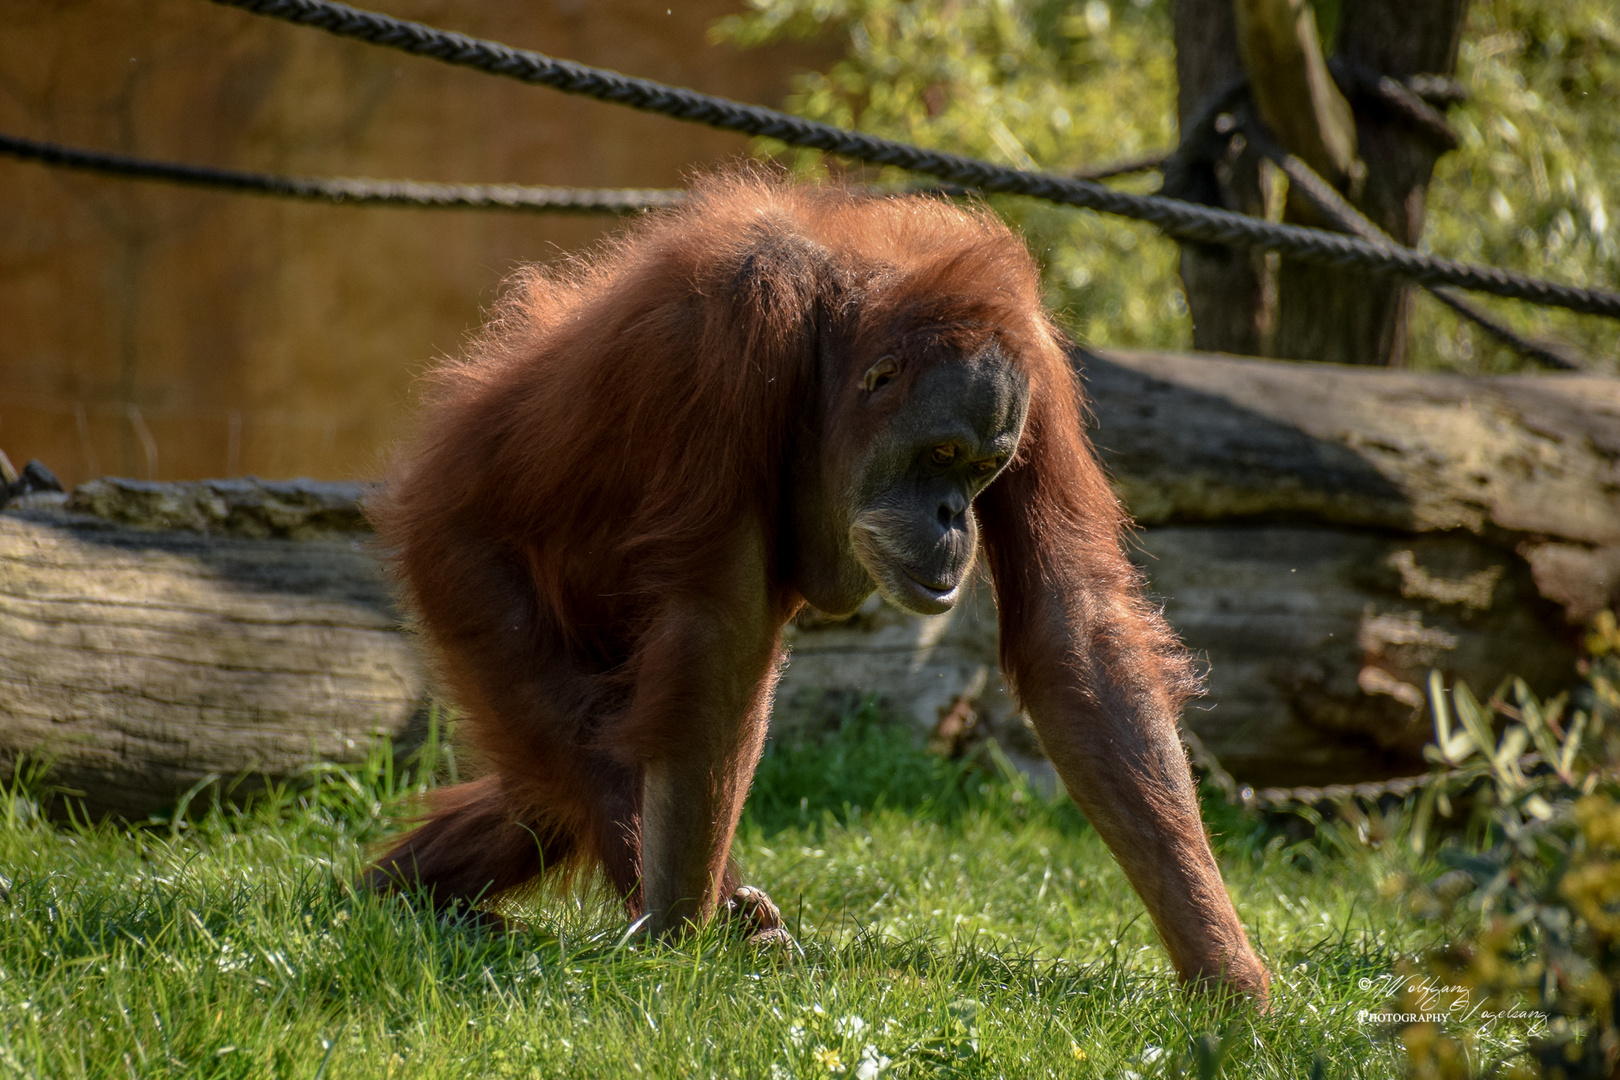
[855,1044,892,1079]
[1114,1043,1164,1080]
[835,1015,866,1037]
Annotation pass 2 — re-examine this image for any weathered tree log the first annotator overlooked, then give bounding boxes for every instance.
[783,349,1619,785]
[2,350,1616,812]
[0,479,427,818]
[1085,348,1620,593]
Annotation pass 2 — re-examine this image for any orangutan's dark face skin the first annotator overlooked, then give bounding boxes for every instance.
[792,338,1030,617]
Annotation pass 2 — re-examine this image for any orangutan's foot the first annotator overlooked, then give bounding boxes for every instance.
[725,885,795,948]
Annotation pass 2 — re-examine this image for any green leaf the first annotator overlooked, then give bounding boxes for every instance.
[1515,678,1565,765]
[1428,670,1474,764]
[1410,783,1437,854]
[1496,726,1529,780]
[1453,680,1499,768]
[1560,711,1587,778]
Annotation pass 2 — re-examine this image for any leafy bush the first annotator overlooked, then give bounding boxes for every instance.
[1419,0,1620,374]
[1390,612,1620,1078]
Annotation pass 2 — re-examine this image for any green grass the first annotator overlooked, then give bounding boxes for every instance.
[0,709,1473,1079]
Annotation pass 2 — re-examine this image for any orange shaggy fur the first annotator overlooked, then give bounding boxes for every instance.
[364,172,1260,997]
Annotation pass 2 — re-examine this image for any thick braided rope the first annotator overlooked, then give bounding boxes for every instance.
[0,131,684,213]
[0,131,1045,215]
[1245,125,1589,370]
[1182,727,1470,816]
[205,0,1620,321]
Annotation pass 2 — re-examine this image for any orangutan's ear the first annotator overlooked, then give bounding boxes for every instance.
[861,355,900,393]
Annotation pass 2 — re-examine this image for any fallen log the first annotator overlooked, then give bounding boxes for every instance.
[0,480,427,818]
[783,348,1619,786]
[2,349,1615,813]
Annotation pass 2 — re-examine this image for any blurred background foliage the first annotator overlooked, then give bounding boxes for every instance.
[713,0,1618,372]
[1387,615,1620,1078]
[1424,0,1619,373]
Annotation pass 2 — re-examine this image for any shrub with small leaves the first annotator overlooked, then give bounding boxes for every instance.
[1395,612,1620,1079]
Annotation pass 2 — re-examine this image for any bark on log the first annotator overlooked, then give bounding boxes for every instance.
[0,480,427,818]
[2,351,1616,812]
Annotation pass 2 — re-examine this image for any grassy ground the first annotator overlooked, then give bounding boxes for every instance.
[0,709,1480,1079]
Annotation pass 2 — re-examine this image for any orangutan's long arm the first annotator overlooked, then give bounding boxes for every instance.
[623,527,784,936]
[979,443,1269,1000]
[1013,595,1266,995]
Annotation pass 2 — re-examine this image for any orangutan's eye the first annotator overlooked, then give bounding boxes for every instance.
[973,457,1002,475]
[929,445,956,467]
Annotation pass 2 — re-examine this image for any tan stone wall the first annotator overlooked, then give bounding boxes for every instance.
[0,0,832,486]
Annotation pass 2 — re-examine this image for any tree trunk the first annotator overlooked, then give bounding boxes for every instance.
[1171,0,1470,365]
[1172,0,1273,356]
[1271,0,1469,365]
